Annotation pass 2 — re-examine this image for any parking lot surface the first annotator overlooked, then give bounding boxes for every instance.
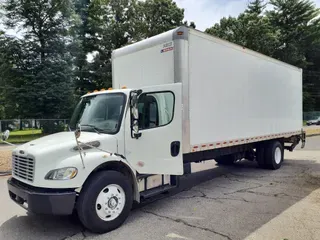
[1,136,320,240]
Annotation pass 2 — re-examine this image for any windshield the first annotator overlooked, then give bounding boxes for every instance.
[70,93,126,134]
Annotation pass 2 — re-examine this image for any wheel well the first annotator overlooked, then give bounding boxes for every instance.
[84,161,139,202]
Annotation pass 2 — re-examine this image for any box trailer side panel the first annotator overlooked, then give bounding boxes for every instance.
[188,30,303,148]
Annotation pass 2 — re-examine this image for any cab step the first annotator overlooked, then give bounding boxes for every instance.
[140,184,177,199]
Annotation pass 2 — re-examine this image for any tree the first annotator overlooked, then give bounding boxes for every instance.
[0,32,25,119]
[268,0,320,67]
[135,0,184,39]
[206,16,244,45]
[72,0,138,93]
[206,0,278,56]
[268,0,320,110]
[2,0,75,118]
[183,20,196,29]
[72,0,91,96]
[246,0,265,15]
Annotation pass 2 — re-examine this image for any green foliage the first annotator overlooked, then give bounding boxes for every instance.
[1,0,75,119]
[183,21,196,29]
[41,120,65,134]
[206,0,279,56]
[268,0,320,111]
[135,0,184,38]
[268,0,320,67]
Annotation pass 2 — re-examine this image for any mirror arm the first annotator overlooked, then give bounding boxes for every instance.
[1,140,15,146]
[134,132,142,139]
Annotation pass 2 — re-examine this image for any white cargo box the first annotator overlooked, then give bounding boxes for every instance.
[112,27,302,154]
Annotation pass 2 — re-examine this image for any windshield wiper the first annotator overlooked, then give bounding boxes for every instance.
[80,124,105,134]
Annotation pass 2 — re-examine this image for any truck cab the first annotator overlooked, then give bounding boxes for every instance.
[7,84,183,233]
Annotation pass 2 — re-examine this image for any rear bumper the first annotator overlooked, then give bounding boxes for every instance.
[7,177,76,215]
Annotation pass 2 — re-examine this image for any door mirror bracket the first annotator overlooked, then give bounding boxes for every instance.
[130,90,142,139]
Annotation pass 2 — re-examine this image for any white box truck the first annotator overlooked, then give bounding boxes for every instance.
[6,26,305,233]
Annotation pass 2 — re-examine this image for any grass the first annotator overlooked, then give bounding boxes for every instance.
[8,134,43,143]
[10,129,42,136]
[4,129,43,143]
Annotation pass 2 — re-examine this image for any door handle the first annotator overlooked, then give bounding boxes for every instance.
[171,141,180,157]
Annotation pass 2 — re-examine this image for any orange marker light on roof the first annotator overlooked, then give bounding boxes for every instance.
[87,92,91,94]
[108,87,113,90]
[100,88,106,91]
[121,86,127,89]
[93,90,99,92]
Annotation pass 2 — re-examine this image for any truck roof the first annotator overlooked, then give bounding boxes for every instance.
[82,88,132,98]
[112,26,301,72]
[112,27,183,59]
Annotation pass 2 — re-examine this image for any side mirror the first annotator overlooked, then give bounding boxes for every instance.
[1,130,10,141]
[130,90,142,139]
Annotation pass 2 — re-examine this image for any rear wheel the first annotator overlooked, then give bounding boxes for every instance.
[77,171,133,233]
[264,140,284,170]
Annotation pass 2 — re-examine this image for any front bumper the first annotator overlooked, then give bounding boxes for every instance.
[7,177,76,215]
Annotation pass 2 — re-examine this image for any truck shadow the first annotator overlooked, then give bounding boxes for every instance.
[1,159,320,240]
[0,213,82,240]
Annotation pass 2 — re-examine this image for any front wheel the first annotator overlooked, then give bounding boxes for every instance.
[77,171,133,233]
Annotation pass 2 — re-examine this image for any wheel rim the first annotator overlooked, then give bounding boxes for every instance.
[95,184,126,221]
[274,147,282,164]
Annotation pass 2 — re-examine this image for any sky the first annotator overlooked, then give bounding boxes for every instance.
[175,0,320,31]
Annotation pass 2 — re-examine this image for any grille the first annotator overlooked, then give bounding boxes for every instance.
[12,155,35,182]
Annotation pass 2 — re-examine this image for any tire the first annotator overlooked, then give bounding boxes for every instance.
[215,155,235,165]
[264,140,284,170]
[77,171,133,233]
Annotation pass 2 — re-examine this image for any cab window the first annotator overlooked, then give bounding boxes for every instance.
[137,92,174,130]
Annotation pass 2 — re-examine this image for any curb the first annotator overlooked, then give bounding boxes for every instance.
[0,171,12,177]
[305,128,320,137]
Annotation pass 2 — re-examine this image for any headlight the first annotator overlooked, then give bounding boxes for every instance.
[45,167,78,180]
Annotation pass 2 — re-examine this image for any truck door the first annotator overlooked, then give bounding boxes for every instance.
[125,83,183,175]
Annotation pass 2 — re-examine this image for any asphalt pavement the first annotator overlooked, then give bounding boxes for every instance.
[1,136,320,240]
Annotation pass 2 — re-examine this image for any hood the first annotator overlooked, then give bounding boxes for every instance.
[13,131,118,157]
